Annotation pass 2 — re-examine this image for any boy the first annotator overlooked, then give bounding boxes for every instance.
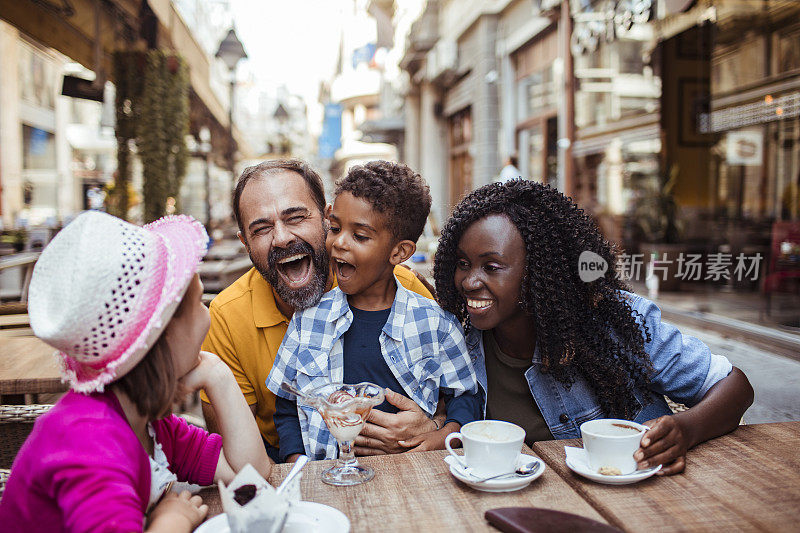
[266,161,481,461]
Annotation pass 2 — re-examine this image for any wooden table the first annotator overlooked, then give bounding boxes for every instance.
[0,335,65,401]
[199,448,608,531]
[533,422,800,532]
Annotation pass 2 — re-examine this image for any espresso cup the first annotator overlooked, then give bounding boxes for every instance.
[444,420,525,478]
[579,418,648,475]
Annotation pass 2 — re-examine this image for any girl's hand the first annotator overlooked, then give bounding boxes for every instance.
[634,415,690,475]
[147,490,208,532]
[179,351,231,393]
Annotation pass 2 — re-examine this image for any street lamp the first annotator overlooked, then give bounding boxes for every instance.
[198,127,212,229]
[274,102,290,155]
[215,28,247,176]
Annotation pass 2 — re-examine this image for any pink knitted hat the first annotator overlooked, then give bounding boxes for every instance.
[28,211,208,393]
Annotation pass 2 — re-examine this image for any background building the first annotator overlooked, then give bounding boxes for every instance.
[0,24,74,228]
[322,0,403,186]
[400,0,576,226]
[0,0,258,230]
[392,0,800,327]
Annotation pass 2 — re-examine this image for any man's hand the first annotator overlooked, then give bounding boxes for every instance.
[354,389,437,455]
[634,415,690,475]
[397,421,459,453]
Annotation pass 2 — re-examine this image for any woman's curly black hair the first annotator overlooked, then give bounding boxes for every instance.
[434,180,653,419]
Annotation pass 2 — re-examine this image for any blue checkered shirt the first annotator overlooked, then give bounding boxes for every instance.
[265,276,479,460]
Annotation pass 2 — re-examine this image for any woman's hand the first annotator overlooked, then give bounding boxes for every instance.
[635,415,690,475]
[146,490,208,533]
[636,367,753,476]
[354,389,439,455]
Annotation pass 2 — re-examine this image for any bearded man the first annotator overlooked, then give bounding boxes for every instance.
[200,160,441,462]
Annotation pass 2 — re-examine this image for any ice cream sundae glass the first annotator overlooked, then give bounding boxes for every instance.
[285,381,384,486]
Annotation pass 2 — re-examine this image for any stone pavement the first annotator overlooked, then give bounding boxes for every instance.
[675,324,800,424]
[629,281,800,360]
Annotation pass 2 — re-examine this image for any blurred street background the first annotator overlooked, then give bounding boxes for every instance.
[0,0,798,420]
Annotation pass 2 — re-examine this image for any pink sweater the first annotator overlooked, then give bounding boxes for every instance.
[0,390,222,532]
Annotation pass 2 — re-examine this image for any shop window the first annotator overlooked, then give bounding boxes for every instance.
[777,27,800,74]
[712,117,799,222]
[18,41,57,110]
[448,108,473,209]
[22,125,56,170]
[525,125,544,182]
[519,116,558,185]
[712,37,766,94]
[30,183,58,208]
[519,67,557,120]
[616,40,644,74]
[619,96,657,119]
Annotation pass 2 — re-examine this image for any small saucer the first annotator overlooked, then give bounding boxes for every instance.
[564,446,661,485]
[194,501,350,533]
[443,453,545,493]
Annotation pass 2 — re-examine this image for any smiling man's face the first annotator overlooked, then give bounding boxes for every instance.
[237,170,329,311]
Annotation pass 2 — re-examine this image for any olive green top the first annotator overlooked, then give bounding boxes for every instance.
[483,329,553,446]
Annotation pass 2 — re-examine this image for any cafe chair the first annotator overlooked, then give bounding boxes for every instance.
[0,403,52,496]
[665,396,688,414]
[762,221,800,316]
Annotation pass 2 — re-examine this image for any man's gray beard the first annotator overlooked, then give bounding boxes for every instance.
[252,241,329,312]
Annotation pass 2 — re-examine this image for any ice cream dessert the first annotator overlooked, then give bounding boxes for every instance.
[320,390,371,443]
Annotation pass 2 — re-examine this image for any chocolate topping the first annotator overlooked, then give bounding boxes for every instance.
[233,484,257,506]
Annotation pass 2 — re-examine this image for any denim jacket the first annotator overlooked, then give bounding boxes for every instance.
[467,291,732,440]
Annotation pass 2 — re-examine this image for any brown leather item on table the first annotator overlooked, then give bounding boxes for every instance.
[485,507,623,533]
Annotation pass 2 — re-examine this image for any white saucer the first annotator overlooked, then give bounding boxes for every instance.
[564,446,661,485]
[194,501,350,533]
[443,453,545,493]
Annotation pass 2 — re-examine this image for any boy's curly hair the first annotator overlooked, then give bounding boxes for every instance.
[335,161,432,242]
[433,179,654,419]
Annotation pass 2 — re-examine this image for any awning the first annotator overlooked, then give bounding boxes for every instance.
[573,122,660,157]
[652,0,715,44]
[65,125,116,152]
[649,0,800,48]
[360,117,404,135]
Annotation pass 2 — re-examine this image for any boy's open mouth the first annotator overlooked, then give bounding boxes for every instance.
[334,258,356,281]
[276,253,313,288]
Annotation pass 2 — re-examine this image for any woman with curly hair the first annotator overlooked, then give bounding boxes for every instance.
[432,180,753,475]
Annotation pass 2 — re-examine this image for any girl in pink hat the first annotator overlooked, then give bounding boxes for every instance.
[0,211,271,532]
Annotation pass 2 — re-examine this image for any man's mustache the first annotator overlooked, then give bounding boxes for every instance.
[267,240,316,269]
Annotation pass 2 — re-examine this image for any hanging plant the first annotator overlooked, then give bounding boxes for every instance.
[163,53,189,213]
[110,51,134,219]
[112,50,189,222]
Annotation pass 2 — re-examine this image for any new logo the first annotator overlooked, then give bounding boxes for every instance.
[578,251,608,282]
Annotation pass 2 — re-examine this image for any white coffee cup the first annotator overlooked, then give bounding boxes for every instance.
[444,420,525,478]
[580,418,648,475]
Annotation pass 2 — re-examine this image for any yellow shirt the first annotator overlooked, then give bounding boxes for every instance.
[201,265,433,446]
